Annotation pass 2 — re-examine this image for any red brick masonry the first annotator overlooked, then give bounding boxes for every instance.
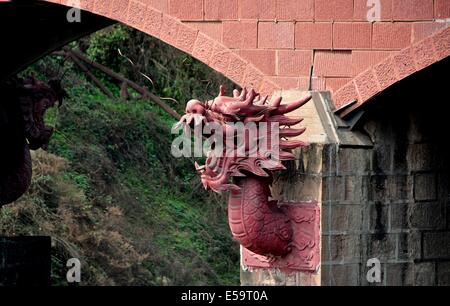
[47,0,450,114]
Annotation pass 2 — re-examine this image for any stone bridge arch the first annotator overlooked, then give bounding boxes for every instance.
[333,25,450,117]
[45,0,280,95]
[44,0,450,115]
[2,0,449,286]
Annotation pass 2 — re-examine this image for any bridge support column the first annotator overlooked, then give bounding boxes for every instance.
[239,90,327,285]
[240,90,371,286]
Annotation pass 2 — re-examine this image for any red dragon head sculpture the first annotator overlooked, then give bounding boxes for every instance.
[177,87,314,257]
[176,86,311,194]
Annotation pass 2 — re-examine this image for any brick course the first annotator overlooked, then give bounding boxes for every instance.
[50,0,450,112]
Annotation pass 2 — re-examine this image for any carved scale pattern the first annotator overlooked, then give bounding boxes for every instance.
[228,176,293,256]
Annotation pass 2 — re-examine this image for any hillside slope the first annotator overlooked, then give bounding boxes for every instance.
[0,26,240,285]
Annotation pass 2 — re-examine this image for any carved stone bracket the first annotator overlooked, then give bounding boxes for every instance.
[178,87,315,265]
[242,202,320,272]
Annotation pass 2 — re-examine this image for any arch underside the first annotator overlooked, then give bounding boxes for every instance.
[0,1,113,81]
[40,0,280,96]
[333,25,450,118]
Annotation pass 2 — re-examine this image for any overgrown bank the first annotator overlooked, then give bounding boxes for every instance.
[0,25,239,285]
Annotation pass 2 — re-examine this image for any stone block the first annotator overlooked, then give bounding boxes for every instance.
[258,22,295,49]
[238,0,276,19]
[295,22,332,49]
[409,202,446,230]
[414,172,437,201]
[406,143,435,171]
[414,262,435,286]
[322,176,345,203]
[386,263,414,286]
[423,231,450,259]
[365,234,397,260]
[192,33,215,65]
[298,144,324,175]
[322,144,338,175]
[323,204,362,233]
[276,0,314,21]
[285,272,297,286]
[223,21,258,49]
[168,0,203,20]
[368,175,411,204]
[321,264,360,286]
[387,175,411,203]
[392,0,433,21]
[226,53,247,84]
[315,0,354,21]
[344,176,367,203]
[368,175,387,203]
[277,50,313,77]
[204,0,238,20]
[354,69,380,102]
[243,65,264,89]
[323,234,361,262]
[373,143,392,173]
[240,49,276,75]
[364,202,388,233]
[397,232,421,261]
[437,173,450,200]
[372,22,412,50]
[272,174,322,202]
[333,22,372,50]
[390,203,409,230]
[332,81,357,108]
[393,47,416,80]
[337,148,372,175]
[314,50,352,78]
[240,268,286,286]
[435,0,450,18]
[437,261,450,286]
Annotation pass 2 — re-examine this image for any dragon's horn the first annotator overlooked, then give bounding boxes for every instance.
[272,94,311,116]
[219,85,225,96]
[239,88,247,100]
[271,96,282,107]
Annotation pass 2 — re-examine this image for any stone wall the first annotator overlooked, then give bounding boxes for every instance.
[43,1,450,107]
[241,62,450,286]
[322,60,450,285]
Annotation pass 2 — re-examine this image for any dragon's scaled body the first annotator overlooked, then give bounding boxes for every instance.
[178,87,311,256]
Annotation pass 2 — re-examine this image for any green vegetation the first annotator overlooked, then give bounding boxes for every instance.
[0,25,239,285]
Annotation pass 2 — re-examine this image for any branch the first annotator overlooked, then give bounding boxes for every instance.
[65,50,115,100]
[64,47,181,120]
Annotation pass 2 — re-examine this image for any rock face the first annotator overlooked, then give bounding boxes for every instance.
[0,76,64,206]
